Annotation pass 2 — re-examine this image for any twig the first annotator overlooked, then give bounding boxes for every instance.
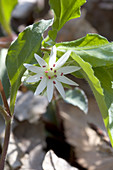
[0,80,12,170]
[41,47,51,52]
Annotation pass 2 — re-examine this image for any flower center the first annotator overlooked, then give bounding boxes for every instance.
[44,64,57,79]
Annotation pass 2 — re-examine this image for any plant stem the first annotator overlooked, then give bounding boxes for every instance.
[0,121,11,170]
[41,47,51,52]
[53,91,63,131]
[0,80,11,117]
[0,80,11,170]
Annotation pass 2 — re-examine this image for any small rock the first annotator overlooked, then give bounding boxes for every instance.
[12,0,37,19]
[57,9,97,42]
[42,150,78,170]
[7,133,22,169]
[14,91,48,123]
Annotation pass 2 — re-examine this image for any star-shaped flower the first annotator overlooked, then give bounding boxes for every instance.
[24,46,80,102]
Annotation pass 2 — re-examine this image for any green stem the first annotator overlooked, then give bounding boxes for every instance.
[53,91,63,131]
[0,80,11,169]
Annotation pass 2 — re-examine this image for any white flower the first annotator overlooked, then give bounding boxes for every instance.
[24,46,80,102]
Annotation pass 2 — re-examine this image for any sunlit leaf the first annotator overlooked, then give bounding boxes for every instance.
[56,34,113,67]
[6,19,53,114]
[49,0,86,40]
[0,49,10,104]
[71,52,113,146]
[56,34,113,145]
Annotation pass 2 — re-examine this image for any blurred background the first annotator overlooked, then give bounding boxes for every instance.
[1,0,113,41]
[0,0,113,169]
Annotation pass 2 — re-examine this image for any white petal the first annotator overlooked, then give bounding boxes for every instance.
[54,80,65,99]
[49,46,56,67]
[34,77,47,96]
[24,63,33,68]
[55,51,71,69]
[26,74,42,83]
[58,66,80,75]
[24,64,43,73]
[57,75,78,86]
[34,53,47,67]
[47,79,54,102]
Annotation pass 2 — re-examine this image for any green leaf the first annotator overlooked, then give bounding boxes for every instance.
[56,34,113,145]
[44,101,58,126]
[94,67,113,145]
[0,0,18,34]
[0,49,10,104]
[65,87,88,114]
[42,35,56,47]
[43,100,63,137]
[6,19,53,114]
[71,52,113,146]
[49,0,86,40]
[56,34,113,67]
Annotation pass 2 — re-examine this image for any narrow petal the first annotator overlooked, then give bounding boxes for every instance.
[55,51,71,69]
[24,63,33,68]
[26,74,42,83]
[24,64,43,73]
[34,53,47,67]
[47,79,54,102]
[54,80,65,99]
[58,66,80,75]
[57,75,78,86]
[49,46,56,67]
[34,77,47,96]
